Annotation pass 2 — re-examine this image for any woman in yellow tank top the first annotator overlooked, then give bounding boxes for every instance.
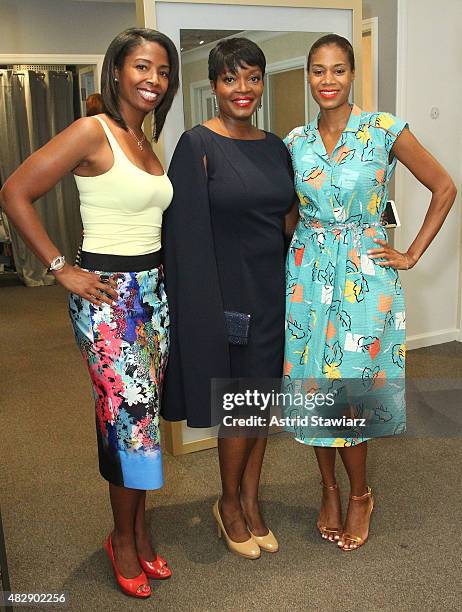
[0,29,179,599]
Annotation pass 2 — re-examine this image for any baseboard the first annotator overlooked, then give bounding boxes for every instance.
[407,329,461,351]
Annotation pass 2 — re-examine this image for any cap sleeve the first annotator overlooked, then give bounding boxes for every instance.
[374,112,409,155]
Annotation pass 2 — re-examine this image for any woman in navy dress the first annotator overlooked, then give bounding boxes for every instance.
[163,38,295,558]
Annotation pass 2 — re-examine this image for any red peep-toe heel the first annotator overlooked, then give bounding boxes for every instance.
[138,554,172,579]
[103,534,151,598]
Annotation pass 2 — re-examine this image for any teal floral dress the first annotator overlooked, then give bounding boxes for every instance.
[284,105,407,447]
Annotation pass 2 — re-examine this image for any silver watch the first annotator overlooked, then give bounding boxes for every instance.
[48,255,66,272]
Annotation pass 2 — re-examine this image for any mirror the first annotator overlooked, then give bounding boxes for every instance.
[180,30,330,138]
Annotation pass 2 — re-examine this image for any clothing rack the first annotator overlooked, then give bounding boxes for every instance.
[0,70,69,79]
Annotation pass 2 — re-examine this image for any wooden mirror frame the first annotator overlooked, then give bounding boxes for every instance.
[136,0,363,455]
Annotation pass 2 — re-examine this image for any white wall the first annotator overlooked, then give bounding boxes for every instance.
[0,0,136,55]
[395,0,462,348]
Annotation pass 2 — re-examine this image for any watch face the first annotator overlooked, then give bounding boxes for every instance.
[49,255,65,271]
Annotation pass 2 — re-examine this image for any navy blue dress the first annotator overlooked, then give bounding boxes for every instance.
[162,125,295,427]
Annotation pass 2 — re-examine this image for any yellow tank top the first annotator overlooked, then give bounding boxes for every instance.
[74,116,173,256]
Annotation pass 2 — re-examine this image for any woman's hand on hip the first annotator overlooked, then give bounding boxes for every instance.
[53,264,118,305]
[367,238,416,270]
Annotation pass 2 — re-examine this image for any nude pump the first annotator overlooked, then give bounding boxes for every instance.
[213,500,261,559]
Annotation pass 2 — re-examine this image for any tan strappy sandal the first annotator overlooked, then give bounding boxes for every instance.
[316,481,343,542]
[338,486,374,551]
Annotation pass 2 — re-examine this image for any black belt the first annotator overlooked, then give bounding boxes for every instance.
[80,250,162,272]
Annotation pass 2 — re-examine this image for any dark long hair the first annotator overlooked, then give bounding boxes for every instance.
[101,28,179,141]
[307,34,355,71]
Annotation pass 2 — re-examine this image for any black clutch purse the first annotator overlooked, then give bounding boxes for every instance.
[224,311,251,345]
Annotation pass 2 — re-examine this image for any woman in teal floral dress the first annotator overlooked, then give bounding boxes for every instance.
[284,35,456,550]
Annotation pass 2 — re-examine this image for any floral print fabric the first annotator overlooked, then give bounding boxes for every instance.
[69,266,169,489]
[284,105,407,446]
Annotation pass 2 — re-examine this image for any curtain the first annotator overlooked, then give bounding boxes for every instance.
[0,69,82,287]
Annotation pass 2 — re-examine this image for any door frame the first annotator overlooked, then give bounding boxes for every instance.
[190,78,213,126]
[260,56,309,131]
[77,65,99,117]
[361,17,379,112]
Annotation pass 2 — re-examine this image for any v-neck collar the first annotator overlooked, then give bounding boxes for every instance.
[309,104,363,161]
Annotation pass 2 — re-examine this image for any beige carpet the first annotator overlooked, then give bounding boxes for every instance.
[1,283,461,611]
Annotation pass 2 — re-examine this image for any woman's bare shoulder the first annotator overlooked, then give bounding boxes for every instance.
[69,115,106,140]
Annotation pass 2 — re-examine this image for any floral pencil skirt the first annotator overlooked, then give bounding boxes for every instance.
[68,263,169,490]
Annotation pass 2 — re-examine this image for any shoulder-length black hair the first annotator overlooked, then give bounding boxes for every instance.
[307,34,355,72]
[208,37,266,83]
[101,28,179,141]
